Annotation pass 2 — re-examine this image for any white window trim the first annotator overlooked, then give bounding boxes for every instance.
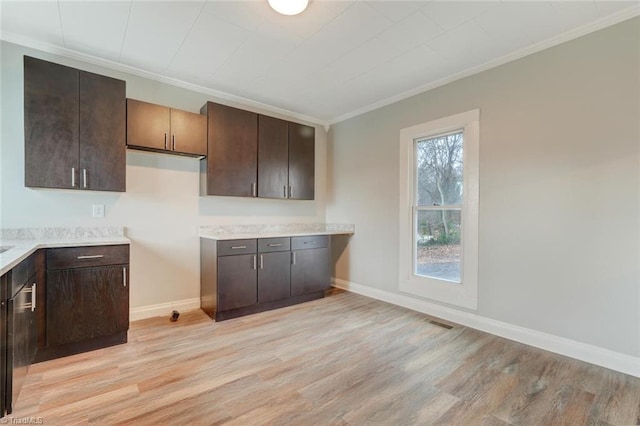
[398,109,479,310]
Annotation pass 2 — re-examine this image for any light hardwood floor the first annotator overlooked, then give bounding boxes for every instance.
[10,289,640,425]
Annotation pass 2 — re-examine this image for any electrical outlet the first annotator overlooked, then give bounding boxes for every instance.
[92,204,105,218]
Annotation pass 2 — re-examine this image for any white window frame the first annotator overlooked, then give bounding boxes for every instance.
[398,109,479,310]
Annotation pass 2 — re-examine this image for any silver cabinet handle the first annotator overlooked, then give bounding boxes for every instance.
[164,133,168,150]
[252,255,257,270]
[123,266,127,287]
[267,243,282,247]
[304,241,318,244]
[82,168,88,188]
[251,182,257,197]
[259,254,264,270]
[77,255,104,259]
[172,134,176,151]
[71,167,76,187]
[31,283,36,311]
[284,185,287,198]
[231,245,246,250]
[288,185,292,198]
[292,251,296,265]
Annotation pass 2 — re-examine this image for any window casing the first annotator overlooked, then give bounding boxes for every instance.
[399,110,479,309]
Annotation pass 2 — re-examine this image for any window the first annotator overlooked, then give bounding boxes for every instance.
[399,110,479,309]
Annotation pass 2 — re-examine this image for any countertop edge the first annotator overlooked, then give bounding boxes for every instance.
[0,237,131,276]
[199,230,354,240]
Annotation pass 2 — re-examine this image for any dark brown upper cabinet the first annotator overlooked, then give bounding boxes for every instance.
[258,115,289,198]
[170,109,207,156]
[288,122,315,200]
[126,99,169,151]
[257,117,315,200]
[24,56,126,192]
[201,101,315,200]
[201,102,258,197]
[126,99,206,157]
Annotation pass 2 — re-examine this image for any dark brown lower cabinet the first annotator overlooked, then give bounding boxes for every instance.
[3,252,39,417]
[258,251,291,304]
[36,245,130,362]
[201,236,330,321]
[291,247,330,296]
[6,278,37,414]
[46,266,128,347]
[217,254,257,311]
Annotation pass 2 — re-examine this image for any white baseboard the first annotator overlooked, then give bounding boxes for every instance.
[130,298,201,322]
[332,278,640,378]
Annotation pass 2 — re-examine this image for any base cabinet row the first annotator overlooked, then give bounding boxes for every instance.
[36,245,130,362]
[201,236,330,321]
[1,245,130,418]
[1,251,39,417]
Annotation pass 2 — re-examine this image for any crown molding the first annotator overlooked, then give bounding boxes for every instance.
[327,5,640,125]
[0,31,328,127]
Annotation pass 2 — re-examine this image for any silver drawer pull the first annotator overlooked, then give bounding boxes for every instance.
[32,283,36,311]
[267,243,282,247]
[231,246,247,250]
[77,255,104,259]
[123,266,127,287]
[303,241,318,244]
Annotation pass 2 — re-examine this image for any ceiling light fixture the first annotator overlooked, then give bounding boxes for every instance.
[268,0,309,16]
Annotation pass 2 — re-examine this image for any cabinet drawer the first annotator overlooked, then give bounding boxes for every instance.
[291,235,329,251]
[217,239,257,257]
[47,245,129,270]
[11,252,36,290]
[258,237,290,253]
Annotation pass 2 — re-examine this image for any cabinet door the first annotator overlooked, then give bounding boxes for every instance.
[0,274,8,416]
[170,109,207,156]
[79,71,126,192]
[205,102,257,197]
[291,247,330,296]
[6,280,37,414]
[288,122,315,200]
[126,99,171,151]
[24,56,79,189]
[258,252,291,304]
[217,254,257,311]
[258,115,288,199]
[46,265,128,347]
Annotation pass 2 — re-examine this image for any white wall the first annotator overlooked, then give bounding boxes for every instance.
[0,41,326,310]
[327,18,640,358]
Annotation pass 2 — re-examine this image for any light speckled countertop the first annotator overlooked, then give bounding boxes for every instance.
[0,227,130,275]
[199,223,355,240]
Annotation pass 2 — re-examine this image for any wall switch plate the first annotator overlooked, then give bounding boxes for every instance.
[92,204,105,218]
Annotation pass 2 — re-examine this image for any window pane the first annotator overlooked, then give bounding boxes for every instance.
[416,131,463,206]
[416,209,461,283]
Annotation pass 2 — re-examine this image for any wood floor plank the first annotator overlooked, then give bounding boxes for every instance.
[6,290,639,425]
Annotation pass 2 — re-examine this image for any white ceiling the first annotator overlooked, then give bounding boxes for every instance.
[1,1,638,124]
